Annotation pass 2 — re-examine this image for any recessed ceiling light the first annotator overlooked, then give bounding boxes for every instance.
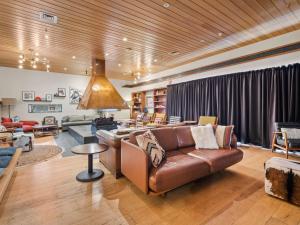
[19,54,23,59]
[46,64,50,68]
[136,72,141,76]
[33,64,37,69]
[72,56,76,59]
[168,51,180,56]
[18,65,23,69]
[200,40,205,43]
[122,37,128,42]
[18,59,23,64]
[35,52,39,56]
[218,32,223,37]
[163,2,170,8]
[64,67,67,71]
[134,78,137,84]
[154,59,158,62]
[35,57,39,62]
[105,53,109,56]
[96,63,99,66]
[118,63,122,67]
[90,66,93,69]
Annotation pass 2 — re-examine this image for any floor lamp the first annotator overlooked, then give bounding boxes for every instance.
[1,98,17,118]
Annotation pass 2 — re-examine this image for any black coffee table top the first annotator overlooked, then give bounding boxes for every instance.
[71,143,108,155]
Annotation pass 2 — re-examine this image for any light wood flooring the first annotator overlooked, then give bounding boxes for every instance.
[0,138,299,225]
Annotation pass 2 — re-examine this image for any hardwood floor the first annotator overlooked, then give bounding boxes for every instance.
[0,146,299,225]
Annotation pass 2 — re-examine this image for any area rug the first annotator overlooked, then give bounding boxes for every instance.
[17,145,63,167]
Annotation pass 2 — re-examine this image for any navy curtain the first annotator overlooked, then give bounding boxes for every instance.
[166,63,300,147]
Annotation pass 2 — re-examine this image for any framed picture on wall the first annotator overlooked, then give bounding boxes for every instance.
[69,87,83,104]
[57,88,66,97]
[22,91,35,101]
[45,94,52,102]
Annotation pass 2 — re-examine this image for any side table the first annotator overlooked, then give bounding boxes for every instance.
[71,143,108,182]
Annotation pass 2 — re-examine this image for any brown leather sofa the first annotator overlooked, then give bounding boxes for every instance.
[121,126,243,195]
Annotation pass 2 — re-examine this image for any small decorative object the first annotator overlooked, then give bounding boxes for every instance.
[69,87,83,104]
[34,96,42,101]
[57,88,66,97]
[28,104,62,113]
[45,94,52,102]
[22,91,35,101]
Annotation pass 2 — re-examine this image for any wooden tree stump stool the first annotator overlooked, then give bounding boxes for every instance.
[265,157,300,205]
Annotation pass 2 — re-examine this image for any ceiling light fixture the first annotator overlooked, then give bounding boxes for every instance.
[19,54,24,59]
[72,56,76,59]
[35,52,39,56]
[46,64,50,68]
[200,40,205,43]
[218,32,223,37]
[18,59,23,64]
[18,65,23,69]
[64,67,67,71]
[105,53,109,56]
[118,63,122,67]
[44,28,49,39]
[154,59,158,62]
[163,2,170,8]
[32,64,37,69]
[122,37,128,42]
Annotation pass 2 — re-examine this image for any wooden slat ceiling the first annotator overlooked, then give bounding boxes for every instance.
[0,0,299,80]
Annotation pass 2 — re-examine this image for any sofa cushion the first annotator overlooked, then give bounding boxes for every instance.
[0,147,16,156]
[215,125,234,148]
[174,126,195,148]
[85,115,98,121]
[68,115,85,122]
[2,122,22,128]
[150,127,178,151]
[1,117,12,123]
[277,138,300,148]
[149,151,210,192]
[191,125,219,149]
[62,121,92,126]
[136,130,165,168]
[0,156,12,168]
[20,121,38,126]
[22,125,34,132]
[180,148,243,172]
[281,128,300,139]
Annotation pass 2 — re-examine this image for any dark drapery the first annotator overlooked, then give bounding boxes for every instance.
[166,63,300,147]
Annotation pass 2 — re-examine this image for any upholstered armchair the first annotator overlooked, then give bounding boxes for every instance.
[42,116,58,126]
[272,122,300,158]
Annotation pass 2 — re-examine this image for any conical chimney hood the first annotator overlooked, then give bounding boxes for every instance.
[78,59,128,110]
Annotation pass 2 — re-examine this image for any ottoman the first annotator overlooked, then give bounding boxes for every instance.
[265,157,300,205]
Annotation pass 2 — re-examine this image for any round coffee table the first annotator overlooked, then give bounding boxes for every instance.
[71,143,108,182]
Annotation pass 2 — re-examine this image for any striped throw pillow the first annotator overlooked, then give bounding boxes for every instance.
[215,125,234,148]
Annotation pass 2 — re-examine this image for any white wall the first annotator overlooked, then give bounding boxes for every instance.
[0,67,130,124]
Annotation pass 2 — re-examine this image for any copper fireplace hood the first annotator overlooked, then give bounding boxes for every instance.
[78,59,128,110]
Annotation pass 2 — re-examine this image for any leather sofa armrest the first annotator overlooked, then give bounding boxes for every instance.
[121,139,149,193]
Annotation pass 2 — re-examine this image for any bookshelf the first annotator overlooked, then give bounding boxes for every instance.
[130,88,167,119]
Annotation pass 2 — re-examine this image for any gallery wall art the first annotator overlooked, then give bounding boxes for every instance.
[69,87,83,104]
[28,104,62,113]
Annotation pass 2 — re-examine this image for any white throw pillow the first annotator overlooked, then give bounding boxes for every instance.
[281,128,300,139]
[191,125,219,149]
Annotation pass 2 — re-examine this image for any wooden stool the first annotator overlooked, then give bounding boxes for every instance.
[265,157,300,205]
